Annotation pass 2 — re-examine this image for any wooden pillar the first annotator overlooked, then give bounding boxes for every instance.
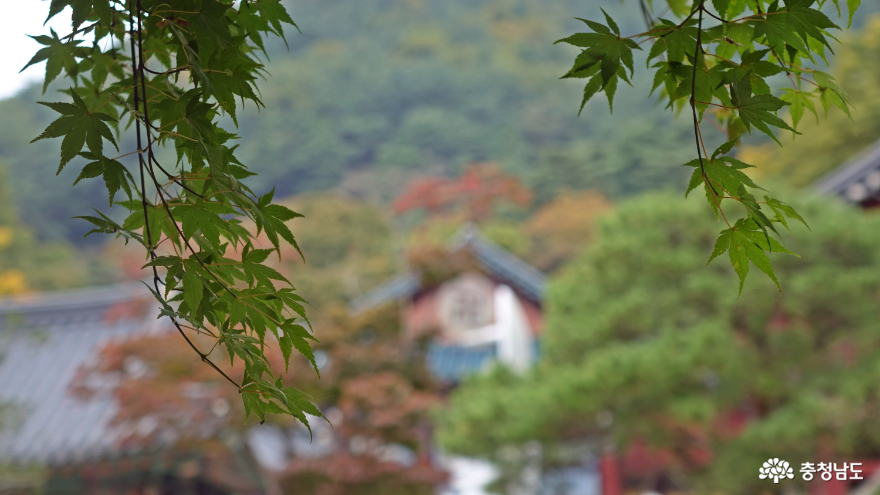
[600,453,622,495]
[808,460,880,495]
[826,478,848,495]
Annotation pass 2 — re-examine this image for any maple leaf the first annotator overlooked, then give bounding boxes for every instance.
[813,70,854,120]
[708,219,797,295]
[765,196,811,233]
[32,92,118,173]
[751,8,810,56]
[784,0,840,50]
[682,154,762,199]
[557,13,641,112]
[780,88,818,130]
[73,153,135,205]
[21,30,87,93]
[280,321,319,375]
[648,19,699,63]
[730,72,798,145]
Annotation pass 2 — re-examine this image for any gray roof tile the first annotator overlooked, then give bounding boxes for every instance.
[0,283,165,465]
[349,225,546,314]
[813,137,880,203]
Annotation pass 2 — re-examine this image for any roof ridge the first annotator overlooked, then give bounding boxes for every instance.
[813,136,880,199]
[0,281,149,316]
[350,225,547,314]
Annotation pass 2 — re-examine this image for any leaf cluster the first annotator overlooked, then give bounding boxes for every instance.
[557,0,859,293]
[27,0,321,427]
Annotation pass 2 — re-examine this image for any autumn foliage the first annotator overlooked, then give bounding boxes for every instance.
[393,162,532,222]
[72,195,448,494]
[525,190,612,271]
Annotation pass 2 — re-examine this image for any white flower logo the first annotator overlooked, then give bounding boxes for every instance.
[759,458,795,483]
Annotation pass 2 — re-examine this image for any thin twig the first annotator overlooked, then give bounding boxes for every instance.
[704,9,728,23]
[690,4,707,176]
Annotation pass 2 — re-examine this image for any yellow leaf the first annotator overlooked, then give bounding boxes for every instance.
[0,270,28,295]
[0,226,12,250]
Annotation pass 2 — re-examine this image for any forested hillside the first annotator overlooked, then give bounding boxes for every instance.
[0,0,704,243]
[7,0,879,245]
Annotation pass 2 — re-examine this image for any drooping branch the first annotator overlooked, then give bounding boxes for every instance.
[556,0,849,293]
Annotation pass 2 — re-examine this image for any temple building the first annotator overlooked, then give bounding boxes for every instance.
[350,225,546,382]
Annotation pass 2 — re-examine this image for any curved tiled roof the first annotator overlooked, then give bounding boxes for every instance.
[0,283,165,465]
[813,137,880,204]
[348,273,421,315]
[450,224,545,302]
[349,225,546,314]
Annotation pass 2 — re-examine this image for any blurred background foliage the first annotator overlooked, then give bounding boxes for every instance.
[2,0,879,286]
[0,0,705,245]
[0,163,106,295]
[5,0,880,493]
[438,192,880,494]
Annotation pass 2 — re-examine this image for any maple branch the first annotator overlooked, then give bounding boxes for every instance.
[696,101,736,109]
[690,4,707,176]
[639,0,656,29]
[130,0,240,392]
[94,84,138,112]
[704,9,728,23]
[61,21,101,41]
[659,7,700,38]
[109,149,145,161]
[703,52,743,67]
[144,65,190,76]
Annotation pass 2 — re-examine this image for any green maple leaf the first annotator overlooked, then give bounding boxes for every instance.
[708,220,796,295]
[193,0,233,49]
[182,270,204,311]
[203,39,263,124]
[45,0,99,29]
[651,21,698,63]
[242,249,290,289]
[155,90,216,144]
[73,153,135,205]
[751,7,810,56]
[682,155,762,198]
[32,92,118,173]
[557,31,637,84]
[845,0,861,27]
[283,387,323,419]
[739,50,785,78]
[730,72,797,145]
[813,71,854,120]
[674,55,725,115]
[241,390,267,424]
[280,322,319,375]
[711,138,740,160]
[712,0,730,18]
[174,203,226,247]
[765,196,810,233]
[737,184,779,239]
[780,88,818,130]
[75,209,145,247]
[739,219,799,256]
[784,0,840,50]
[235,0,300,51]
[282,387,323,437]
[21,30,87,93]
[254,190,304,258]
[557,14,640,113]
